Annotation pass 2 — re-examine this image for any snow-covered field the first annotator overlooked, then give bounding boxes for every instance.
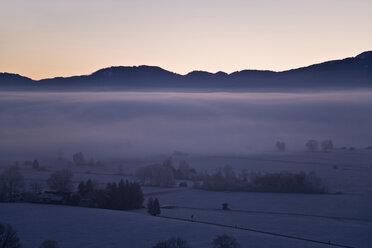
[1,150,372,247]
[1,202,368,248]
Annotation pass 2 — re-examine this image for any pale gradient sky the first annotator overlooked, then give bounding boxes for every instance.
[1,0,371,80]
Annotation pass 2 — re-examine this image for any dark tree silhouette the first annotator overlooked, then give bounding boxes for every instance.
[72,152,85,166]
[276,141,286,152]
[32,160,39,169]
[153,237,190,248]
[0,223,21,248]
[321,139,334,152]
[222,203,229,210]
[212,234,240,248]
[0,165,25,200]
[306,140,319,152]
[147,197,161,216]
[47,169,73,192]
[153,198,161,216]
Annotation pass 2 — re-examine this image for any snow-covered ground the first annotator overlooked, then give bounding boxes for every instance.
[1,202,366,248]
[1,150,372,247]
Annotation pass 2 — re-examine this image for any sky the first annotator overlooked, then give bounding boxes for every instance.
[1,0,371,80]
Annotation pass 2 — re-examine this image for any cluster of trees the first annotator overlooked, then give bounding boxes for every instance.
[194,165,327,194]
[153,235,240,248]
[275,139,336,152]
[136,159,198,187]
[47,169,74,193]
[0,166,25,201]
[276,141,286,152]
[147,197,161,216]
[306,139,334,152]
[72,152,104,166]
[0,165,144,211]
[76,179,144,210]
[0,223,59,248]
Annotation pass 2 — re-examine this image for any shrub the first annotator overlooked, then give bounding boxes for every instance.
[0,223,21,248]
[153,237,190,248]
[212,234,240,248]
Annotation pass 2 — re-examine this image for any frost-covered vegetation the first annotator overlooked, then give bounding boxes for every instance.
[194,166,327,194]
[75,179,144,210]
[0,166,144,211]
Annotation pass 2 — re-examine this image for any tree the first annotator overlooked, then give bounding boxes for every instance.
[77,181,86,196]
[0,165,25,199]
[153,237,190,248]
[153,198,161,216]
[29,180,43,194]
[72,152,85,166]
[212,234,240,248]
[147,197,160,216]
[40,240,59,248]
[136,164,175,187]
[32,160,39,170]
[306,140,319,152]
[0,223,21,248]
[222,203,229,210]
[276,141,286,152]
[47,169,73,192]
[321,139,334,152]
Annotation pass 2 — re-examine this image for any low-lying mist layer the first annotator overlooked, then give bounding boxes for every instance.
[1,91,372,160]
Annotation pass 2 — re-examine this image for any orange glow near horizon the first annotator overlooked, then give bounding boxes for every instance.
[1,0,371,80]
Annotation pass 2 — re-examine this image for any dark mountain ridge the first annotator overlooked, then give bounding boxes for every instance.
[1,51,371,91]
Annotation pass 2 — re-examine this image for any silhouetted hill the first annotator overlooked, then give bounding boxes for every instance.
[1,51,371,91]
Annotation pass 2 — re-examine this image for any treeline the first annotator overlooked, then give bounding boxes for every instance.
[0,165,144,211]
[76,179,144,210]
[193,165,327,194]
[136,159,197,187]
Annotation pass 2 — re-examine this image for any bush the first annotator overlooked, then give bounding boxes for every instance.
[212,234,240,248]
[153,237,190,248]
[222,203,229,210]
[0,223,22,248]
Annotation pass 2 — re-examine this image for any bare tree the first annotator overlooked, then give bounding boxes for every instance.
[0,223,21,248]
[276,141,286,152]
[47,169,73,192]
[306,140,319,152]
[0,166,24,199]
[29,180,43,194]
[212,234,240,248]
[321,139,334,152]
[153,237,190,248]
[72,152,85,166]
